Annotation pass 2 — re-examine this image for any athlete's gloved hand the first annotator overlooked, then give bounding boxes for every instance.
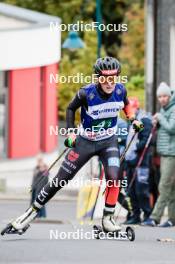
[64,133,77,148]
[132,120,144,132]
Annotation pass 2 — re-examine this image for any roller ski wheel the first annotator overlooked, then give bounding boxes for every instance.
[93,225,103,239]
[93,225,135,241]
[126,226,135,241]
[1,222,30,236]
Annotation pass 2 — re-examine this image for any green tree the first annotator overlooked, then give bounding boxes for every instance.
[59,30,106,121]
[2,0,145,115]
[101,0,130,56]
[119,2,145,78]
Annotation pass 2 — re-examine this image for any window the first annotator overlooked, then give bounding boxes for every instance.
[0,71,8,158]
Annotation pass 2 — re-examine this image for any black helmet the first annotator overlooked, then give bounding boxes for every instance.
[94,56,121,76]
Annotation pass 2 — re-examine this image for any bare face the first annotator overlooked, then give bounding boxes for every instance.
[98,75,116,94]
[157,94,170,107]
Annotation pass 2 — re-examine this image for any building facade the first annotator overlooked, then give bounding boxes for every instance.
[0,3,61,159]
[145,0,175,112]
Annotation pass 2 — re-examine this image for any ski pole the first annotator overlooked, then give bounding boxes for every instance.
[115,126,156,220]
[120,131,138,163]
[127,126,156,189]
[29,148,68,192]
[90,161,104,220]
[46,148,68,173]
[91,131,138,220]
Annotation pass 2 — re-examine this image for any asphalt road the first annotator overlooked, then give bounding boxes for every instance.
[0,200,175,264]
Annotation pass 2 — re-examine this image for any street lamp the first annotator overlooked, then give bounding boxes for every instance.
[96,0,102,58]
[62,31,85,51]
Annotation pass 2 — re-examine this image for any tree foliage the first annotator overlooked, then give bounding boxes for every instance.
[119,2,145,78]
[59,30,106,121]
[2,0,145,117]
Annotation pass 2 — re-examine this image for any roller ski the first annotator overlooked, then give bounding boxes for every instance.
[1,206,38,236]
[93,214,135,241]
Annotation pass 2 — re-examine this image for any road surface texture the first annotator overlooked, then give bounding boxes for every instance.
[0,200,175,264]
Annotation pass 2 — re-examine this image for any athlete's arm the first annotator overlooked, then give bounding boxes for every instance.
[66,88,87,129]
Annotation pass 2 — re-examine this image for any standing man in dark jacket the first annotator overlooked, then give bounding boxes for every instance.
[124,97,152,224]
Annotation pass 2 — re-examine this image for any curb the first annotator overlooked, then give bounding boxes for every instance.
[33,219,64,224]
[0,193,77,202]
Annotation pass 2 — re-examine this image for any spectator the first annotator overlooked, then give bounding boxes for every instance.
[143,82,175,227]
[31,157,49,218]
[117,117,128,156]
[124,97,152,224]
[149,131,161,208]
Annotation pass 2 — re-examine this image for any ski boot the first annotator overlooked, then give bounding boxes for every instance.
[93,213,135,241]
[102,214,121,232]
[1,206,38,236]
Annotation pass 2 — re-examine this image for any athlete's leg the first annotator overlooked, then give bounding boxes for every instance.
[97,136,121,231]
[99,140,120,214]
[12,136,95,230]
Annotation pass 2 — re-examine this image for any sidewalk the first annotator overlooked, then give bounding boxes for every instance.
[0,190,77,201]
[0,131,97,196]
[0,155,97,200]
[0,145,99,202]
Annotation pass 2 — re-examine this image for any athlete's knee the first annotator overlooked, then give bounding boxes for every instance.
[105,168,120,182]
